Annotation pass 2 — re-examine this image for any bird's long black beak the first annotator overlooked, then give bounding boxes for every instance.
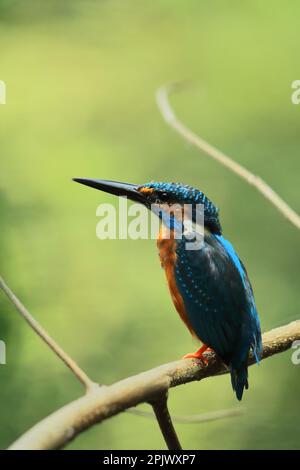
[73,178,146,204]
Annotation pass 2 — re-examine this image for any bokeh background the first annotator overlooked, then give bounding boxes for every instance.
[0,0,299,450]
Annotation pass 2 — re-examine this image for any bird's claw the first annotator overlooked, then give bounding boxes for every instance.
[183,352,209,365]
[183,345,212,365]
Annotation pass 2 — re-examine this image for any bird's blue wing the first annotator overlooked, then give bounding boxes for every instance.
[214,235,262,362]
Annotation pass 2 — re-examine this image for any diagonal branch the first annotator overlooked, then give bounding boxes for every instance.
[0,274,238,450]
[0,275,97,392]
[156,82,300,231]
[8,320,300,450]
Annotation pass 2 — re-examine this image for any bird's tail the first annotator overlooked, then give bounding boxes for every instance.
[230,364,249,401]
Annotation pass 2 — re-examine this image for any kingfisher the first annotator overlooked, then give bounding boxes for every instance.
[73,178,262,400]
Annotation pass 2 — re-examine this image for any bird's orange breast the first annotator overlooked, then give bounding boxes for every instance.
[157,227,195,336]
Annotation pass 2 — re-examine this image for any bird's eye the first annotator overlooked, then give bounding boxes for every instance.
[160,192,168,200]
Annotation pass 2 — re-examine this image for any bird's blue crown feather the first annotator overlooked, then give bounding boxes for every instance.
[141,181,222,234]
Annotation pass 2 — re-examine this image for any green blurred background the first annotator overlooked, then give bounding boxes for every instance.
[0,0,299,450]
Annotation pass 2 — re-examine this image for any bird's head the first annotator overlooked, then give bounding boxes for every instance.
[73,178,222,234]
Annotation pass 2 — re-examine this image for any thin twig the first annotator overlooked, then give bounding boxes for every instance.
[128,406,245,424]
[0,275,97,392]
[150,394,182,450]
[8,320,300,450]
[156,82,300,231]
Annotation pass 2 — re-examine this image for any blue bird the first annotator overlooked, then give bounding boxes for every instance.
[73,178,262,400]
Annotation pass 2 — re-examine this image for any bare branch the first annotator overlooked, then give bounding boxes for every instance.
[128,406,245,424]
[0,273,244,449]
[156,83,300,231]
[150,394,182,450]
[8,320,300,450]
[0,275,97,392]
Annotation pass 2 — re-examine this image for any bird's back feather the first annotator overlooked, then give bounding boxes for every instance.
[173,232,262,400]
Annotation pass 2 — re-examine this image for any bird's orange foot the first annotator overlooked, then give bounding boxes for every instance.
[183,344,212,365]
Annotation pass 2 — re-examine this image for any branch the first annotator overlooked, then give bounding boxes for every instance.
[150,394,182,450]
[0,276,97,392]
[0,265,241,446]
[128,406,245,424]
[156,82,300,231]
[8,320,300,450]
